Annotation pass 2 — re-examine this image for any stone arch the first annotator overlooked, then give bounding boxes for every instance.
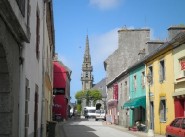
[96,103,102,110]
[0,17,20,137]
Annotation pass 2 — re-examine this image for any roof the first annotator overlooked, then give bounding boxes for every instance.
[106,31,185,87]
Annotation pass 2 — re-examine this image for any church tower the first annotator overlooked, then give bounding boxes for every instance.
[81,35,93,91]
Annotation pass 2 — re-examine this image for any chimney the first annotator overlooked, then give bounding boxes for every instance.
[168,26,185,40]
[146,40,164,54]
[138,48,145,60]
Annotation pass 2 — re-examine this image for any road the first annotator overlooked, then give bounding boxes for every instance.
[56,118,137,137]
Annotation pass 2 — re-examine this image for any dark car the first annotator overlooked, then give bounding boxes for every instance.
[166,117,185,137]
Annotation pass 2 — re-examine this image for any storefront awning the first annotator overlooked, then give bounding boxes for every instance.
[123,96,146,109]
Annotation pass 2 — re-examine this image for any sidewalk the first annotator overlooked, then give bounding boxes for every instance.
[55,121,66,137]
[102,121,165,137]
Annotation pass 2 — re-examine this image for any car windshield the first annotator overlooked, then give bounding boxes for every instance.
[101,110,105,113]
[96,110,105,114]
[89,110,95,113]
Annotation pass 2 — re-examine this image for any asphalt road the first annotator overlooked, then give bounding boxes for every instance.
[55,118,137,137]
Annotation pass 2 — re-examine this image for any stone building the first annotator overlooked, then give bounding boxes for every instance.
[81,35,94,109]
[81,35,93,91]
[104,28,151,125]
[0,0,55,137]
[91,78,107,110]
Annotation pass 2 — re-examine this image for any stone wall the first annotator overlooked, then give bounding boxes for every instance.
[105,29,150,84]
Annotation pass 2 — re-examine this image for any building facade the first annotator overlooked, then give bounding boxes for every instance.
[53,58,71,121]
[0,0,55,137]
[172,32,185,117]
[127,64,146,127]
[104,28,151,125]
[145,26,185,135]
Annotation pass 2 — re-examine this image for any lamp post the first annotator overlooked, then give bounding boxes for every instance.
[146,73,154,137]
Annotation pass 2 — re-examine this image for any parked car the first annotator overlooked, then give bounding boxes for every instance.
[166,117,185,137]
[95,109,106,121]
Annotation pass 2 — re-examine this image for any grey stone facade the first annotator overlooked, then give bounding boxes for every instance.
[0,13,20,137]
[0,0,55,137]
[104,29,150,84]
[104,28,151,126]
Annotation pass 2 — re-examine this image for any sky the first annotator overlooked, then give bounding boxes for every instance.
[53,0,185,103]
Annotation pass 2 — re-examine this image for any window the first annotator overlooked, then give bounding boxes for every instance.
[86,73,88,78]
[36,7,40,59]
[160,99,166,122]
[141,71,145,88]
[134,75,137,90]
[124,81,127,98]
[159,60,165,82]
[179,58,185,77]
[148,66,153,85]
[119,83,122,100]
[25,78,30,137]
[27,0,30,30]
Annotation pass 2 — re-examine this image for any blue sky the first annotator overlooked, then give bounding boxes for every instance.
[53,0,185,103]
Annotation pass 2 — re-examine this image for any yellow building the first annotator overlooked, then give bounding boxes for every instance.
[145,27,185,135]
[145,44,175,135]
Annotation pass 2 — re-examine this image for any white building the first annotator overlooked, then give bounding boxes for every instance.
[0,0,55,137]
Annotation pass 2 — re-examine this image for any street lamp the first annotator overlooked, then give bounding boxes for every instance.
[146,73,154,137]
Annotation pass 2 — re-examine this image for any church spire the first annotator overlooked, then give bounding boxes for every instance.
[81,35,93,91]
[84,35,90,58]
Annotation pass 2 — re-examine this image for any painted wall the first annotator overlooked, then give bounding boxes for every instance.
[129,65,146,99]
[53,61,69,120]
[173,44,185,92]
[146,46,175,135]
[173,43,185,117]
[129,65,146,126]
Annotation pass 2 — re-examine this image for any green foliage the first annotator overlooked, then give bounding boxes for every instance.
[76,104,82,114]
[75,89,102,106]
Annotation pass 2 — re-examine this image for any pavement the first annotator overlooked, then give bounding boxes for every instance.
[102,121,165,137]
[54,118,166,137]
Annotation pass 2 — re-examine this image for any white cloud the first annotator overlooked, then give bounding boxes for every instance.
[90,28,118,68]
[89,0,122,10]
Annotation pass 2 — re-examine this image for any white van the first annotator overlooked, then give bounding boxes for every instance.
[95,109,106,121]
[84,107,96,119]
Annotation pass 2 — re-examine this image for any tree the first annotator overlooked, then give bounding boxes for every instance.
[75,89,102,107]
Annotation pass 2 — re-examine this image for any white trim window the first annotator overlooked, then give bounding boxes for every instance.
[148,66,153,85]
[179,57,185,78]
[134,75,137,91]
[159,59,165,83]
[160,99,166,122]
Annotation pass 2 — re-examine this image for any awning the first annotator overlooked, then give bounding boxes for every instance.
[123,96,146,109]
